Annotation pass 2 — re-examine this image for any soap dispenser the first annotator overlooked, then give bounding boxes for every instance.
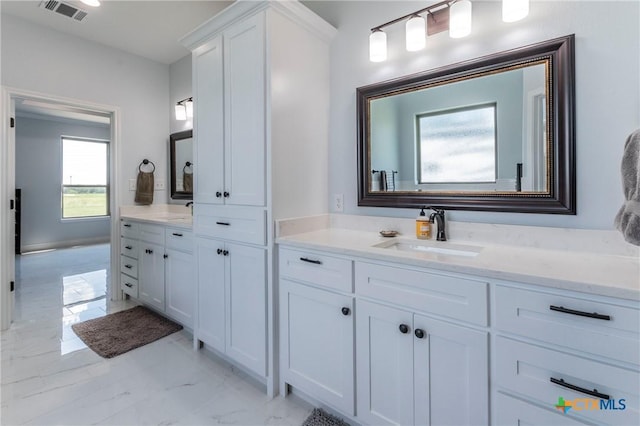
[416,207,431,240]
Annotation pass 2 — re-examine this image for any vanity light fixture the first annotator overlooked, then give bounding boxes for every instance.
[175,97,193,121]
[369,0,528,62]
[80,0,100,7]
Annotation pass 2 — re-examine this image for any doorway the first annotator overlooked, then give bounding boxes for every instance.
[1,88,121,330]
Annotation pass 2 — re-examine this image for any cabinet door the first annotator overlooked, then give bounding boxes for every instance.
[225,242,266,376]
[165,249,194,328]
[281,280,355,414]
[193,36,224,204]
[493,392,591,426]
[223,13,265,207]
[413,314,488,426]
[195,237,226,352]
[356,300,414,426]
[138,242,165,312]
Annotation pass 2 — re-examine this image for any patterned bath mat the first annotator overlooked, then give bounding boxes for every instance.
[71,305,182,358]
[302,408,350,426]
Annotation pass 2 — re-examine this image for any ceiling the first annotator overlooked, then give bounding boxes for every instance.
[1,0,233,65]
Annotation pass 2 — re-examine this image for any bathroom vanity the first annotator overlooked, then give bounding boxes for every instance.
[120,206,194,329]
[276,215,640,426]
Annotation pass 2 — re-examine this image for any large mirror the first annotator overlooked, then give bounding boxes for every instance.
[170,130,193,200]
[357,35,575,214]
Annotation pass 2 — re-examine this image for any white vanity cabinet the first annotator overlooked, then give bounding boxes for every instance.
[120,219,195,328]
[196,237,267,377]
[355,262,489,426]
[279,248,355,415]
[192,13,265,207]
[492,283,640,426]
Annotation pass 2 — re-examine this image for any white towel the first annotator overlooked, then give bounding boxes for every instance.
[614,129,640,246]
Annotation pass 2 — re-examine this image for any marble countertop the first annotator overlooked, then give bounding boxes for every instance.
[120,204,193,229]
[276,221,640,301]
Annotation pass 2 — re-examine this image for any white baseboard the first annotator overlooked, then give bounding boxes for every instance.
[20,236,110,253]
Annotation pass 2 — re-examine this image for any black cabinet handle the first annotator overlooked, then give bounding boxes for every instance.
[125,246,132,250]
[216,191,222,198]
[550,377,610,400]
[399,324,409,334]
[124,264,132,269]
[217,248,223,255]
[124,283,133,288]
[123,224,131,228]
[223,250,229,256]
[550,305,611,321]
[299,257,322,265]
[145,249,153,254]
[223,191,230,198]
[172,233,183,237]
[216,221,230,226]
[414,329,425,339]
[163,254,168,259]
[341,307,351,316]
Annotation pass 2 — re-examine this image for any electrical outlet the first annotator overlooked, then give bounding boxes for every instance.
[334,194,344,212]
[154,179,165,191]
[129,179,136,191]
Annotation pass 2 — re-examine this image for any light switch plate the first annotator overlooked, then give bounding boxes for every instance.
[128,179,136,191]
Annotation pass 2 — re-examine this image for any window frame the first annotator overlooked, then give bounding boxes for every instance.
[61,136,111,220]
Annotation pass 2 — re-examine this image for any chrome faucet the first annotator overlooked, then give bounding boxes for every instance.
[427,207,447,241]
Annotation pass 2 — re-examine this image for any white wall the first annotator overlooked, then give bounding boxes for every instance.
[15,116,110,251]
[1,14,171,206]
[305,0,640,229]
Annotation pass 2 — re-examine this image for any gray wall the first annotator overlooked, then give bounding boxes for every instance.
[1,14,170,206]
[15,116,111,251]
[305,0,640,229]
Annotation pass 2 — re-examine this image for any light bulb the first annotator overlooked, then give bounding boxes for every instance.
[405,15,426,52]
[185,100,194,119]
[80,0,101,7]
[369,30,387,62]
[503,0,529,23]
[175,104,186,121]
[449,0,472,38]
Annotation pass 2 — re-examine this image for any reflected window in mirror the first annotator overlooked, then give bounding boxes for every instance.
[170,130,193,200]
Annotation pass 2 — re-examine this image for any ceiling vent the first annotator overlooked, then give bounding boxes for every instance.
[39,1,88,22]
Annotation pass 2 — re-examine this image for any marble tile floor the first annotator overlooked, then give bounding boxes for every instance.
[1,244,312,425]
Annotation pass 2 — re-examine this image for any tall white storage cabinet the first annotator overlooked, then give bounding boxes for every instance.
[181,1,336,396]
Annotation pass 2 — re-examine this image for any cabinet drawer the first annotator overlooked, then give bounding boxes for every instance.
[494,392,591,425]
[120,220,139,238]
[279,248,353,293]
[355,262,488,325]
[495,337,638,425]
[120,238,138,259]
[495,285,640,364]
[194,204,265,245]
[138,223,165,245]
[120,256,138,278]
[120,273,138,298]
[165,228,193,252]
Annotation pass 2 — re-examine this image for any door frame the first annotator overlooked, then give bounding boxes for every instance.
[0,86,121,330]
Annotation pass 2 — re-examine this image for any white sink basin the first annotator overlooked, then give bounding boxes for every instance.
[373,239,482,257]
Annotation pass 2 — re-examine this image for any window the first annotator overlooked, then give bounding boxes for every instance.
[416,104,497,184]
[62,138,109,219]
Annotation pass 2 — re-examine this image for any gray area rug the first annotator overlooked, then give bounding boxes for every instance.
[302,409,350,426]
[71,305,183,358]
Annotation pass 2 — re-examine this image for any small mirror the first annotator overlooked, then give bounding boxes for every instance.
[170,130,193,200]
[357,35,575,214]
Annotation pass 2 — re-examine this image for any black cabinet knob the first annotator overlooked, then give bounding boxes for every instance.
[341,307,351,316]
[125,245,132,250]
[223,250,229,256]
[216,191,222,198]
[124,283,133,288]
[399,324,409,334]
[414,329,425,339]
[163,254,168,259]
[147,249,153,254]
[217,248,223,255]
[223,191,230,198]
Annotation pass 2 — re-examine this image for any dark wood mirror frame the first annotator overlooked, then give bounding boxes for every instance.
[170,129,193,201]
[357,34,576,214]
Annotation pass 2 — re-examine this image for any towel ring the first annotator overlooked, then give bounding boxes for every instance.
[183,161,193,174]
[139,159,155,173]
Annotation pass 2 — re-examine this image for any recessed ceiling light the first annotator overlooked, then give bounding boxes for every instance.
[80,0,100,7]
